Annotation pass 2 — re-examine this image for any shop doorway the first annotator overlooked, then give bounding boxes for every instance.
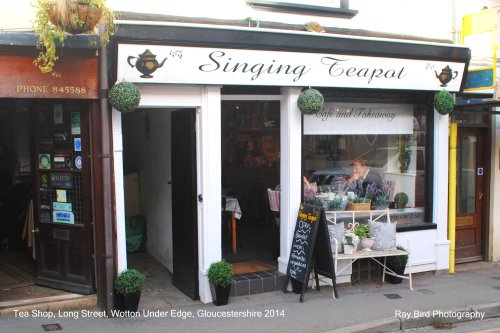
[121,108,199,301]
[455,128,486,263]
[1,100,95,308]
[221,100,280,273]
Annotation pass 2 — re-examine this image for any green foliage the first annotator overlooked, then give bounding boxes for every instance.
[394,192,409,209]
[344,234,354,246]
[109,81,141,113]
[207,259,233,288]
[32,0,115,75]
[434,90,454,115]
[297,88,324,114]
[349,197,370,204]
[374,195,389,205]
[354,224,371,239]
[114,268,145,295]
[305,196,323,207]
[387,245,408,267]
[328,197,345,210]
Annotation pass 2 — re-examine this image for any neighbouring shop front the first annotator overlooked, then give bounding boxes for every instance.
[0,40,106,309]
[111,21,470,303]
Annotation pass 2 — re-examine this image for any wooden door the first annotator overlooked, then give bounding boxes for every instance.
[171,109,199,300]
[455,128,485,263]
[33,102,95,294]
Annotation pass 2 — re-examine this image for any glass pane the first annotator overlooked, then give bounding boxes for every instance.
[457,135,476,213]
[302,103,427,225]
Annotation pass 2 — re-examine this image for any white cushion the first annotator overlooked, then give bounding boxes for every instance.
[369,220,397,251]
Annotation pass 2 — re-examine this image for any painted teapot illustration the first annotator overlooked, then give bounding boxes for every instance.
[435,65,458,87]
[127,49,167,78]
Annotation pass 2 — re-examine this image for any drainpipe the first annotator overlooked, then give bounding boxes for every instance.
[96,25,115,312]
[448,121,457,274]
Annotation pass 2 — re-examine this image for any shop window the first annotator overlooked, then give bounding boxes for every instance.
[303,102,428,226]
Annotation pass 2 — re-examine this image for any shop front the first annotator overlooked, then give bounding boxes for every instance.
[112,22,470,303]
[0,39,105,309]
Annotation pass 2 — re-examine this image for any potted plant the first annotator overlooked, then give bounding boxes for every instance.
[109,81,142,113]
[114,268,145,312]
[354,224,374,251]
[342,233,359,255]
[297,88,324,115]
[207,259,233,306]
[385,245,409,284]
[348,197,371,211]
[399,143,411,173]
[32,0,115,74]
[328,197,346,211]
[394,192,409,209]
[373,195,389,210]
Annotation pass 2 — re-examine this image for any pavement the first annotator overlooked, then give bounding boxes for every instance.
[0,261,499,333]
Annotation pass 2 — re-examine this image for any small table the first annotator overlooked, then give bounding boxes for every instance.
[223,197,242,254]
[331,246,413,298]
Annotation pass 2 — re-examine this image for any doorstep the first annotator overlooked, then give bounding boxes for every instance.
[230,271,286,297]
[0,293,97,316]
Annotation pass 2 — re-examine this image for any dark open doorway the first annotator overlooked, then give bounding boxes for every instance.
[221,100,280,274]
[121,108,199,303]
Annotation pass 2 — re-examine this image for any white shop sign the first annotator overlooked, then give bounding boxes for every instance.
[118,44,466,91]
[303,103,413,135]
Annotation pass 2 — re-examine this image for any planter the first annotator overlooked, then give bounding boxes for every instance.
[118,292,141,312]
[343,244,355,255]
[360,238,375,251]
[211,284,231,306]
[386,264,406,284]
[348,200,371,211]
[48,1,103,34]
[290,278,303,294]
[374,203,389,210]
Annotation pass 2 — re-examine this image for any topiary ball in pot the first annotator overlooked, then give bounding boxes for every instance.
[297,88,324,115]
[434,90,454,115]
[109,81,141,113]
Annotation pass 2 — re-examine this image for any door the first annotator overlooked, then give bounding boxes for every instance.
[171,109,199,299]
[455,128,485,263]
[33,103,95,294]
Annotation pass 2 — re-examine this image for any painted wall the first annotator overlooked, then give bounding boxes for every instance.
[122,108,174,271]
[1,1,489,42]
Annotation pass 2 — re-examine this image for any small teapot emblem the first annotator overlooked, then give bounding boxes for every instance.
[435,65,458,87]
[127,49,167,78]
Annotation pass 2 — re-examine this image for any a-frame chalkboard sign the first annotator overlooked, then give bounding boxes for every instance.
[283,203,338,302]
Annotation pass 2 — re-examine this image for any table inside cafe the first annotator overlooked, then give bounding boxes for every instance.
[222,196,242,254]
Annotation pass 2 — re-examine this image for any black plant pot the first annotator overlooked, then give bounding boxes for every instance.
[386,264,405,284]
[213,285,231,306]
[290,278,303,294]
[122,292,141,312]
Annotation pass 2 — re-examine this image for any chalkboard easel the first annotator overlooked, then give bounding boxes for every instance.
[283,203,338,302]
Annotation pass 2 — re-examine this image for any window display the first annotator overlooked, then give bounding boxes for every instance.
[303,102,428,225]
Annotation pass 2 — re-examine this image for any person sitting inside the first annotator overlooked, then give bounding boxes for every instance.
[346,158,382,197]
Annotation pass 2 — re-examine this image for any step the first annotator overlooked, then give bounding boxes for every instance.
[0,294,97,316]
[230,271,286,297]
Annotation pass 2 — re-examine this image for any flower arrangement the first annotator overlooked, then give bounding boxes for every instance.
[328,197,346,211]
[434,90,454,115]
[297,88,324,114]
[349,197,370,204]
[363,182,380,201]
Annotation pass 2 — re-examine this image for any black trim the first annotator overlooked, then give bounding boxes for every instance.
[113,24,470,64]
[397,223,437,232]
[0,32,99,49]
[247,0,358,18]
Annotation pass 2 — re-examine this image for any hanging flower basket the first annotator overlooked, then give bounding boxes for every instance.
[109,81,141,113]
[297,88,324,115]
[434,90,454,115]
[48,1,103,34]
